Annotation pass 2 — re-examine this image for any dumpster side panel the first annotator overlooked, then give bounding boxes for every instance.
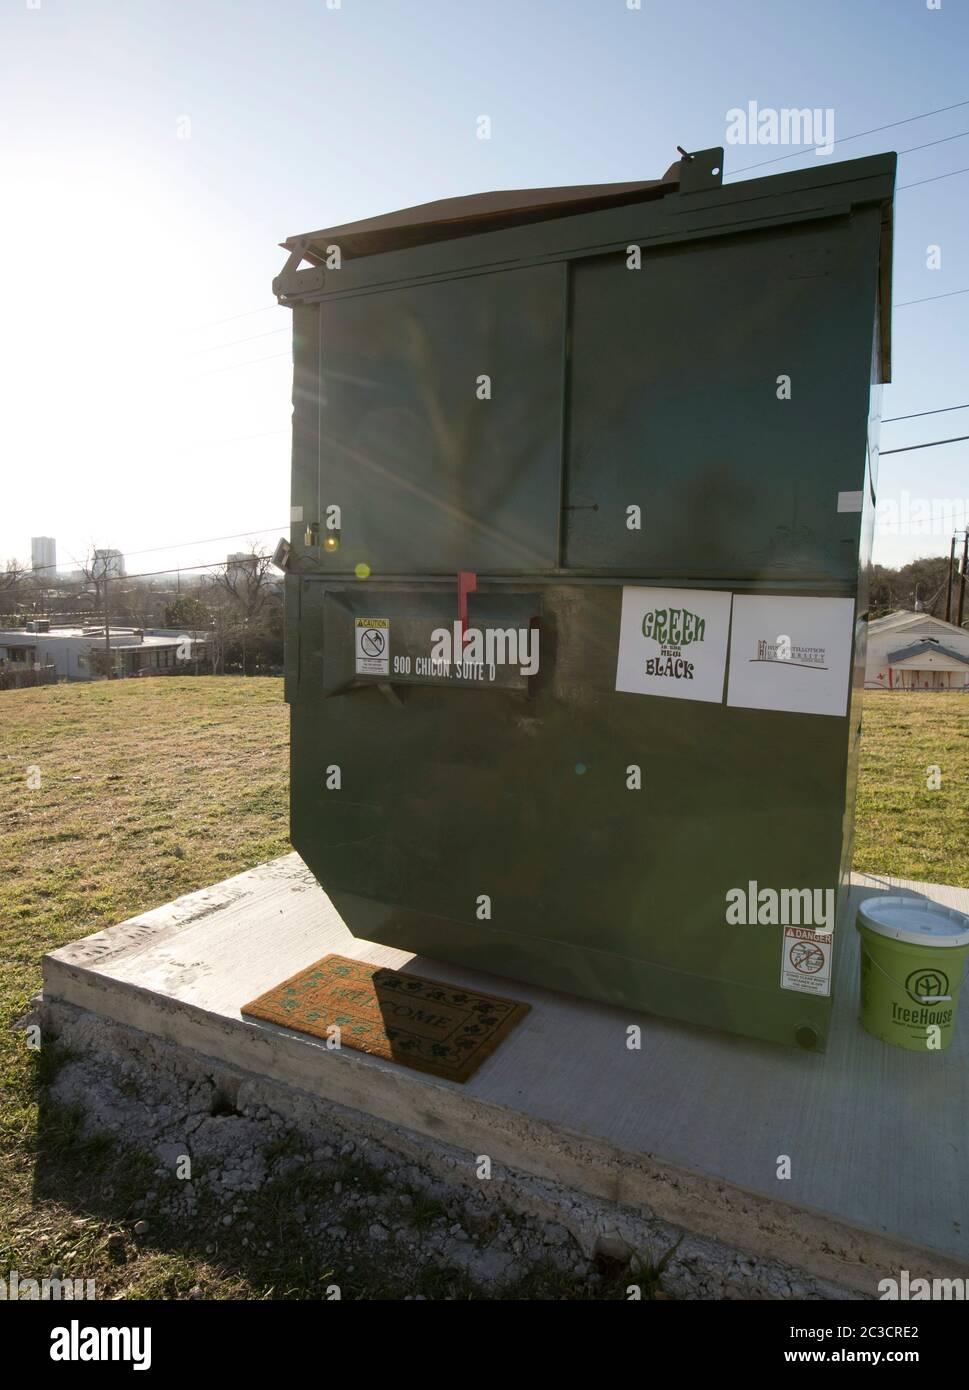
[312,265,567,574]
[564,213,882,583]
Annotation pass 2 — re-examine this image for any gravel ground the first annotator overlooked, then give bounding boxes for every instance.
[38,1002,856,1301]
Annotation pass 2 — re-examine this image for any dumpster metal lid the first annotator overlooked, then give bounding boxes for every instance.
[282,165,682,262]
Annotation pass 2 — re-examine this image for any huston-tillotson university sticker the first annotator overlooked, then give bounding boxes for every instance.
[727,595,855,717]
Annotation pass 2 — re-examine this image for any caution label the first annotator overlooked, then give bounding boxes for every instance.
[780,926,833,996]
[354,617,390,676]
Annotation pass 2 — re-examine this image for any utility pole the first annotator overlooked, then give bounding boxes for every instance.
[958,529,969,629]
[945,534,956,623]
[103,572,112,678]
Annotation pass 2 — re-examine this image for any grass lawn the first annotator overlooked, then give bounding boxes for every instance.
[0,678,966,1298]
[0,678,290,1298]
[854,691,969,885]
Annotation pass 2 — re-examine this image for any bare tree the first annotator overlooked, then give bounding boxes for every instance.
[78,545,115,676]
[205,547,276,676]
[1,557,26,588]
[1,557,26,596]
[197,547,283,676]
[0,558,27,626]
[200,584,234,675]
[211,546,277,623]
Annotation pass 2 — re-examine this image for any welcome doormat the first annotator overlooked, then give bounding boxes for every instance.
[241,954,531,1083]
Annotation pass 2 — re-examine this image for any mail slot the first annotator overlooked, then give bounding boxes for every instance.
[320,589,541,695]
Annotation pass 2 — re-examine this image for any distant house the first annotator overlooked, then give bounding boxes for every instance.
[0,624,207,683]
[866,610,969,691]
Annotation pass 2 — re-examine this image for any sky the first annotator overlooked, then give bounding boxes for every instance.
[0,0,966,579]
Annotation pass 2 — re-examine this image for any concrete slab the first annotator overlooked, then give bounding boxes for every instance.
[43,854,969,1295]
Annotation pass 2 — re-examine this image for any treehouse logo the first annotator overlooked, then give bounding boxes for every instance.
[641,606,705,681]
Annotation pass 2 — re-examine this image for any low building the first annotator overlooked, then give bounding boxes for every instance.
[0,624,207,682]
[866,609,969,691]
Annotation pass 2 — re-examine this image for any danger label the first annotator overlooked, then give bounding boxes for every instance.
[354,617,390,676]
[780,926,832,996]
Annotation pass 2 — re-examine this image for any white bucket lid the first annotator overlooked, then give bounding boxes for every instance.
[857,895,969,948]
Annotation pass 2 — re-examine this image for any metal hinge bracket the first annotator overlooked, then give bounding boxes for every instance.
[273,237,326,301]
[676,146,725,194]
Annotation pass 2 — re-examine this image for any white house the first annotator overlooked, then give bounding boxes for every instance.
[0,624,206,682]
[866,609,969,691]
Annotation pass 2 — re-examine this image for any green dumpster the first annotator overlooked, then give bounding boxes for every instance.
[274,146,896,1050]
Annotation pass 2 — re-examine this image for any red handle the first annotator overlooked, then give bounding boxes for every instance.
[457,571,477,646]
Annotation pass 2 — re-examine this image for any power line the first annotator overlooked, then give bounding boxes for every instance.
[895,128,969,156]
[201,305,277,329]
[3,557,277,586]
[898,165,969,190]
[183,428,288,449]
[193,104,968,347]
[5,526,291,578]
[884,403,969,423]
[121,526,291,560]
[195,351,291,377]
[881,435,969,456]
[189,327,287,356]
[725,97,969,176]
[107,558,273,584]
[894,286,969,307]
[191,102,969,347]
[185,121,968,374]
[923,577,951,612]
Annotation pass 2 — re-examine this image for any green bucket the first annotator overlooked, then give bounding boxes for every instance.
[857,896,969,1052]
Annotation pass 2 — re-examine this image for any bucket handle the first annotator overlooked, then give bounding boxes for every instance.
[860,939,968,1003]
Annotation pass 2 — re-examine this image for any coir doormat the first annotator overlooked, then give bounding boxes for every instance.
[241,954,530,1083]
